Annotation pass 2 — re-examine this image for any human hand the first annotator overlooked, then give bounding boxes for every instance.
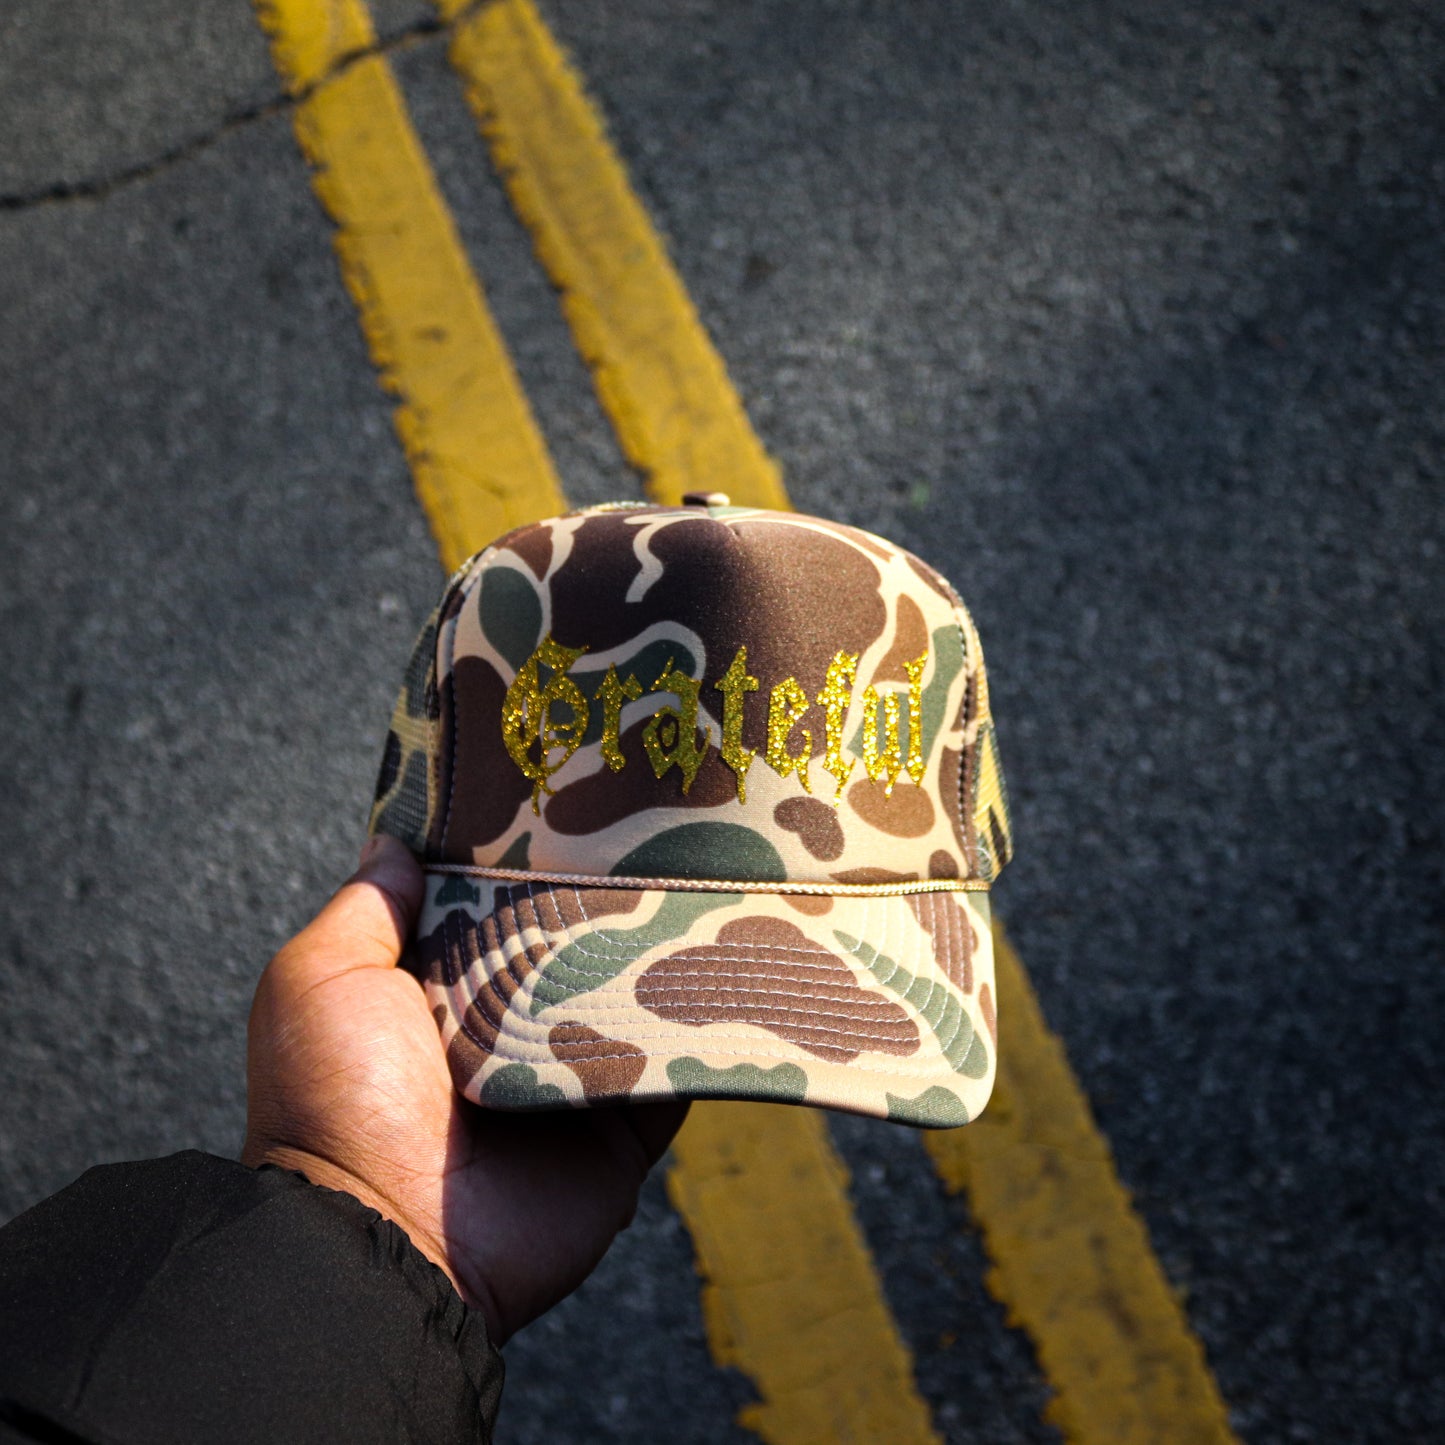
[241,835,688,1345]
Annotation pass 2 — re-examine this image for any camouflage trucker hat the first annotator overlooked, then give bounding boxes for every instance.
[368,495,1012,1128]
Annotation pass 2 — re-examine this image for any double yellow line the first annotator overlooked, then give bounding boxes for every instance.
[254,3,1238,1440]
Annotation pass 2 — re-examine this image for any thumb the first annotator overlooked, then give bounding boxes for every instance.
[274,834,425,985]
[242,836,428,1179]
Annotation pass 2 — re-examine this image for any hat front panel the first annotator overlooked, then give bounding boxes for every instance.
[436,506,992,886]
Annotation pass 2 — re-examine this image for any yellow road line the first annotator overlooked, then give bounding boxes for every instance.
[420,15,931,1429]
[252,0,924,1433]
[669,1104,941,1445]
[451,7,1242,1427]
[925,923,1238,1444]
[254,6,928,1439]
[258,3,1239,1440]
[433,0,789,510]
[254,0,567,570]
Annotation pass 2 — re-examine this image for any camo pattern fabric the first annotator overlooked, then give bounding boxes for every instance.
[370,500,1012,1127]
[370,548,481,856]
[413,875,996,1126]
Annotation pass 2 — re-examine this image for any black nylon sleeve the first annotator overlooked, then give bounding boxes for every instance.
[0,1151,502,1445]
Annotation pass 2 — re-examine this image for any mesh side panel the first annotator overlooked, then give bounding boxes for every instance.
[368,607,441,853]
[957,604,1013,885]
[972,719,1013,882]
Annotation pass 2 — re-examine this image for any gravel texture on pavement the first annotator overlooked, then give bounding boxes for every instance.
[2,2,1441,1440]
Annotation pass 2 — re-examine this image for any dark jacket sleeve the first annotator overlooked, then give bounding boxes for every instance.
[0,1151,502,1445]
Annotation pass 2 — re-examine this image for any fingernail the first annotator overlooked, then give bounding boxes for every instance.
[350,833,424,918]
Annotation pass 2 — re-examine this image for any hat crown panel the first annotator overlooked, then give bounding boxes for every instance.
[431,506,1006,888]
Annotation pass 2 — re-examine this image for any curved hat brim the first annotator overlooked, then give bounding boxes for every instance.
[411,874,997,1129]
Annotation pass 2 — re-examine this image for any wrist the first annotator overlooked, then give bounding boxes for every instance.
[244,1143,473,1313]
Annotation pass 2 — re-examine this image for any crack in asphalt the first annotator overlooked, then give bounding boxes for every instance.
[0,9,471,213]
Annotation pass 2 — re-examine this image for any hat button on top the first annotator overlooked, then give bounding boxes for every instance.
[682,490,730,507]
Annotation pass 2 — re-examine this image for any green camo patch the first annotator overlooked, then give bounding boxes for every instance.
[531,891,740,1015]
[833,930,989,1079]
[495,831,531,869]
[886,1085,970,1128]
[614,822,786,882]
[478,565,542,672]
[434,874,481,907]
[480,1063,568,1109]
[666,1057,808,1103]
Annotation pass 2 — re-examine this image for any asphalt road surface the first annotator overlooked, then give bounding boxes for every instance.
[2,2,1442,1441]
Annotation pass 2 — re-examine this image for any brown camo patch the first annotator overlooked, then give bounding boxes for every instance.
[414,908,478,989]
[830,866,919,885]
[548,1022,646,1099]
[773,796,844,861]
[929,849,960,879]
[534,885,645,928]
[448,1024,490,1091]
[416,903,540,1077]
[724,523,887,755]
[440,573,472,626]
[504,521,553,581]
[979,981,997,1044]
[905,892,976,995]
[421,890,653,1089]
[782,893,833,916]
[413,910,510,1078]
[800,515,896,564]
[846,776,935,837]
[545,715,734,834]
[546,516,889,769]
[637,916,919,1062]
[873,594,930,684]
[485,902,550,983]
[451,912,541,1065]
[443,655,535,854]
